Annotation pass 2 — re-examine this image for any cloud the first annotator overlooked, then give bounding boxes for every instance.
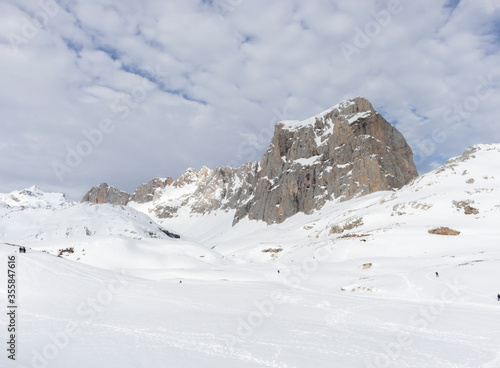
[0,0,498,199]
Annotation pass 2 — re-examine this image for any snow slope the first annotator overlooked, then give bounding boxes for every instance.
[177,144,500,302]
[1,241,500,368]
[0,188,224,273]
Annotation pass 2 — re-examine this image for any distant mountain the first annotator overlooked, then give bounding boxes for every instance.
[82,97,418,225]
[0,187,180,245]
[0,185,68,209]
[81,182,131,205]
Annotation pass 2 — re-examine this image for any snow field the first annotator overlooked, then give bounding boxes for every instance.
[2,244,500,368]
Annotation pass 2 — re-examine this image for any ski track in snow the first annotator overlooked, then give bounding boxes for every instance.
[4,249,500,368]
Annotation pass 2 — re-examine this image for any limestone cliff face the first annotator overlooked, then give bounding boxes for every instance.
[233,97,418,224]
[82,97,418,225]
[81,183,130,205]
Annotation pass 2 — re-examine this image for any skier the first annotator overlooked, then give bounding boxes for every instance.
[277,270,280,274]
[497,293,500,301]
[19,246,22,253]
[435,271,439,277]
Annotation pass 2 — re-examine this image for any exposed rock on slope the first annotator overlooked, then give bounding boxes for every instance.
[428,227,461,236]
[152,163,258,219]
[131,178,173,203]
[83,97,418,225]
[81,183,130,205]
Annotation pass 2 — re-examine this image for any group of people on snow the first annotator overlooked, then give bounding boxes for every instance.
[18,246,27,253]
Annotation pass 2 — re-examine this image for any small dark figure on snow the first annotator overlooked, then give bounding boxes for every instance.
[435,272,439,277]
[19,247,26,253]
[497,293,500,301]
[277,270,280,274]
[179,280,182,284]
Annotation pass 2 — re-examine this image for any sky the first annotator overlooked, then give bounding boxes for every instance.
[0,0,499,200]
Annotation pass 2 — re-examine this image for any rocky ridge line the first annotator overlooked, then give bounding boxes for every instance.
[82,97,418,225]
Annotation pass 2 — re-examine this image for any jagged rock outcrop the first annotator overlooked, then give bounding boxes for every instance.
[153,163,258,219]
[81,183,131,205]
[82,97,418,225]
[234,97,418,224]
[82,178,173,206]
[131,178,173,203]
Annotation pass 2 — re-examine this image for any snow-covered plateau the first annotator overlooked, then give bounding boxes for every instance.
[1,144,500,367]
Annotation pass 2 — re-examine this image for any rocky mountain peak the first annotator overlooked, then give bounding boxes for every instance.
[280,96,374,132]
[173,167,213,188]
[233,96,418,224]
[81,182,131,205]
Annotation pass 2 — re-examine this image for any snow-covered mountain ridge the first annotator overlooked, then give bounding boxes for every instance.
[83,97,418,225]
[1,143,499,272]
[0,185,68,209]
[1,145,500,368]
